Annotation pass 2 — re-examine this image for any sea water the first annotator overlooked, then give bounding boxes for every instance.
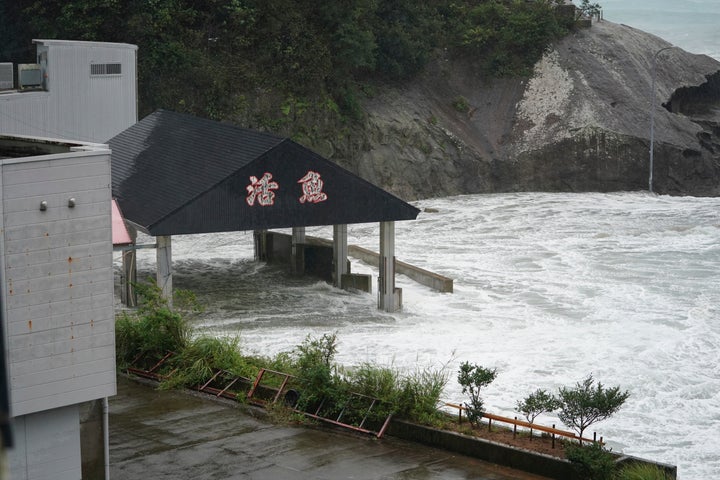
[129,192,720,480]
[601,0,720,61]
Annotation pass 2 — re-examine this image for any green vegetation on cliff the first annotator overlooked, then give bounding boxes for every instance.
[3,0,576,131]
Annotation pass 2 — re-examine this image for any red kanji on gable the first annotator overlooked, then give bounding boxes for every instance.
[246,172,279,206]
[298,170,328,204]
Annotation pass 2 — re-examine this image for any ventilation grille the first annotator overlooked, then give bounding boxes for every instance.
[90,63,122,76]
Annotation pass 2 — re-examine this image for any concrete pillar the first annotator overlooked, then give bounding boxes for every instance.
[333,224,348,288]
[119,224,138,307]
[292,226,306,275]
[156,235,172,307]
[378,221,400,312]
[120,248,137,307]
[253,230,267,261]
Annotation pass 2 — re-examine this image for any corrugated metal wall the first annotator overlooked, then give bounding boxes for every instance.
[8,405,82,480]
[0,40,137,143]
[1,148,116,417]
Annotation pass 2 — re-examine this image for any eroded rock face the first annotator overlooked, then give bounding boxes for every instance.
[339,20,720,199]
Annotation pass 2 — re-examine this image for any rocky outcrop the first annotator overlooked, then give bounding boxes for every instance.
[327,20,720,199]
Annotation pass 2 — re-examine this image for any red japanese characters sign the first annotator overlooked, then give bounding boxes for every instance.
[298,170,328,204]
[246,172,278,206]
[246,170,328,206]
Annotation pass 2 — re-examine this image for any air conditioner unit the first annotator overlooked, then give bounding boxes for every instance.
[0,63,13,90]
[18,63,42,89]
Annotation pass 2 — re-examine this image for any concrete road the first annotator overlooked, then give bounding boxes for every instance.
[109,376,549,480]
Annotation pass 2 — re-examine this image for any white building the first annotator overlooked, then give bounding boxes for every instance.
[0,39,138,480]
[0,39,137,143]
[1,135,115,480]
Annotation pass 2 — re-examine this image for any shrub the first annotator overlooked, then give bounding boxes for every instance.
[115,280,189,367]
[616,462,672,480]
[565,441,616,480]
[396,366,449,423]
[292,333,340,410]
[457,362,497,426]
[160,336,254,390]
[451,96,470,113]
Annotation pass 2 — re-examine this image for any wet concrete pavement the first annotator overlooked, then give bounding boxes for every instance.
[109,375,549,480]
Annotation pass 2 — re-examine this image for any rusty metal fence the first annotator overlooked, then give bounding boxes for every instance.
[126,356,392,438]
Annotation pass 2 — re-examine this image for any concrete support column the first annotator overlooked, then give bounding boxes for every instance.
[156,235,172,307]
[333,224,348,288]
[378,221,400,312]
[253,230,267,261]
[121,248,137,307]
[292,226,306,274]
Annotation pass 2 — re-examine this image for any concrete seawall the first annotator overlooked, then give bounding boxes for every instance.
[347,245,453,293]
[262,232,454,293]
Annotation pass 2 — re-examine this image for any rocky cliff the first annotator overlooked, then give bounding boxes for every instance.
[326,20,720,200]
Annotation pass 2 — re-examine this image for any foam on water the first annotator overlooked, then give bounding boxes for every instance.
[125,192,720,479]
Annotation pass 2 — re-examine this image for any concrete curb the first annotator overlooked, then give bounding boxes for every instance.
[386,419,577,479]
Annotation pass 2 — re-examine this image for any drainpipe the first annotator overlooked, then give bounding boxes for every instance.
[103,397,110,480]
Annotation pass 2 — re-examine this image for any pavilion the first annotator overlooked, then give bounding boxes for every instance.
[109,110,420,311]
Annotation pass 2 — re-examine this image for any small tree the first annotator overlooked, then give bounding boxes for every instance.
[576,0,602,21]
[516,389,560,437]
[557,374,629,442]
[457,362,497,427]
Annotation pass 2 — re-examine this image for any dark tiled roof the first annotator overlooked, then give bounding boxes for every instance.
[110,110,419,235]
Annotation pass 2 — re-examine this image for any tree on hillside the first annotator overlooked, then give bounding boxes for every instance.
[576,0,602,20]
[557,374,629,442]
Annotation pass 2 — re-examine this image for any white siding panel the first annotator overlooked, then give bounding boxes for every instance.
[3,148,116,416]
[12,356,115,389]
[10,343,114,376]
[9,322,114,360]
[14,382,115,419]
[9,331,114,365]
[2,174,109,200]
[4,216,110,243]
[7,277,114,312]
[0,93,53,140]
[13,372,116,414]
[7,292,113,325]
[8,305,113,337]
[5,220,109,247]
[5,242,110,270]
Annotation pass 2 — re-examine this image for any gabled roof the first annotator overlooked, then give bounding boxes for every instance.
[110,110,419,236]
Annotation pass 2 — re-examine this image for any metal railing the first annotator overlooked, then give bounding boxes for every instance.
[443,402,602,448]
